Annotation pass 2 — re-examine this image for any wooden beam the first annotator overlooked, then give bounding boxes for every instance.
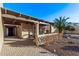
[2,14,39,23]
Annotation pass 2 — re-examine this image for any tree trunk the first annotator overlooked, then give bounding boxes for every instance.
[58,31,64,40]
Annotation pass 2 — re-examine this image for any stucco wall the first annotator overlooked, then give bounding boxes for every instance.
[21,22,34,39]
[16,25,22,38]
[51,26,56,33]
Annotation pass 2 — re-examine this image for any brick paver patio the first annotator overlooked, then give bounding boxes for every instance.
[0,38,57,56]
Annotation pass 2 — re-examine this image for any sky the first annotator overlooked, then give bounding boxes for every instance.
[3,3,79,23]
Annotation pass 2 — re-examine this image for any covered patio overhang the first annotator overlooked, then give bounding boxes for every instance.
[1,8,58,46]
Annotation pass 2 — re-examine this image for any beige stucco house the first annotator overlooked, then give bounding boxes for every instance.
[1,8,55,38]
[0,4,58,53]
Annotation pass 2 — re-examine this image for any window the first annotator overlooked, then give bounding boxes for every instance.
[39,24,50,34]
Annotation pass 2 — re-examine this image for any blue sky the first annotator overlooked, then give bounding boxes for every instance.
[3,3,79,23]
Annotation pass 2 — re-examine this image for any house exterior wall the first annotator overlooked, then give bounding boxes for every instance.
[3,18,55,39]
[16,25,22,38]
[3,19,35,39]
[21,22,35,39]
[51,25,56,33]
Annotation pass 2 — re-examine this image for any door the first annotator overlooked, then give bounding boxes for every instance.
[5,26,16,37]
[8,27,15,36]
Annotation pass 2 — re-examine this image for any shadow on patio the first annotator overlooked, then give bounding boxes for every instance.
[4,38,35,47]
[61,46,79,52]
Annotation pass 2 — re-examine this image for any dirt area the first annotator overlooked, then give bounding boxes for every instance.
[41,36,79,56]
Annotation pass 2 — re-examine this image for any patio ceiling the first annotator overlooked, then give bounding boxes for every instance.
[2,14,50,25]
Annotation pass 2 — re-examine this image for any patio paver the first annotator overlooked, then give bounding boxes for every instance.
[0,38,57,56]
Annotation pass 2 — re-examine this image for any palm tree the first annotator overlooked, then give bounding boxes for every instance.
[53,16,73,39]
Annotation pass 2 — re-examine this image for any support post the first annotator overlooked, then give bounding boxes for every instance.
[0,8,4,53]
[50,24,52,33]
[34,23,39,47]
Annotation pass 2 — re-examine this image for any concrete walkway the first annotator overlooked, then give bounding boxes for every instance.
[0,38,57,56]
